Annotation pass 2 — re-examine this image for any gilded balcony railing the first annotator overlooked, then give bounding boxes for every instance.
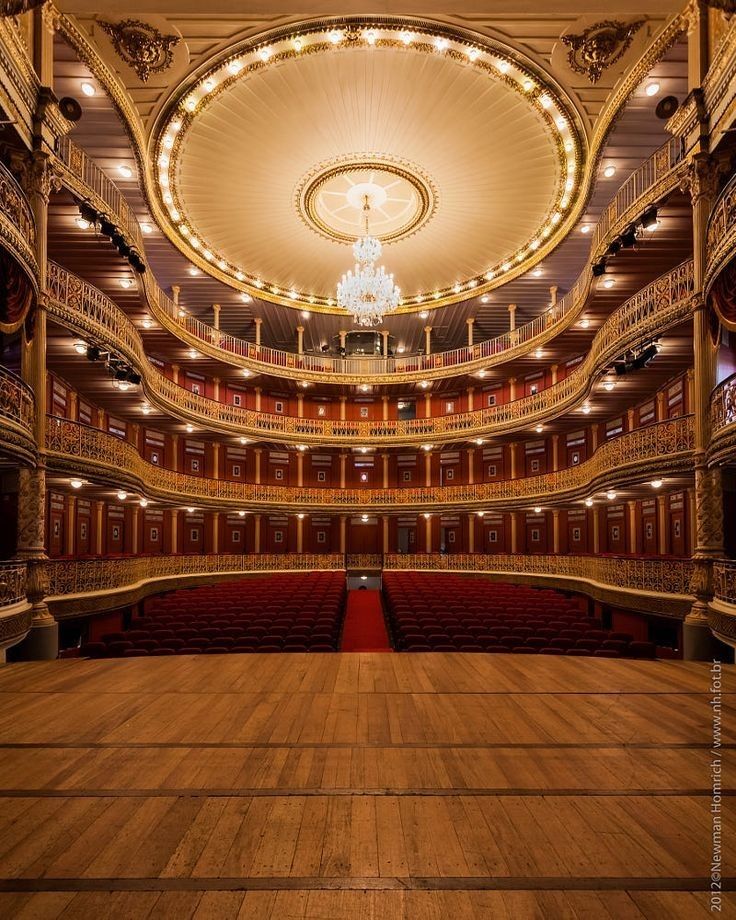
[708,559,736,643]
[45,414,694,512]
[0,561,27,609]
[705,171,736,296]
[46,553,344,598]
[0,158,38,289]
[384,553,694,599]
[45,260,695,446]
[55,136,686,385]
[702,17,736,149]
[0,364,36,466]
[709,372,736,466]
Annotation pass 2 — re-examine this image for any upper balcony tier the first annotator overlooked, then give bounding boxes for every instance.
[45,258,696,446]
[55,136,688,385]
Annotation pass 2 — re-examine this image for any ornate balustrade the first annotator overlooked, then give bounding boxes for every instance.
[384,553,694,617]
[0,365,36,466]
[346,554,384,571]
[46,552,344,617]
[0,158,38,292]
[56,136,686,385]
[0,561,27,610]
[45,414,694,513]
[702,17,736,151]
[0,20,39,148]
[709,559,736,646]
[45,260,695,446]
[709,372,736,464]
[0,559,31,651]
[705,171,736,297]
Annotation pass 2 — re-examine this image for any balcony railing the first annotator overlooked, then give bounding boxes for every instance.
[45,259,695,446]
[55,136,687,385]
[45,414,694,512]
[0,561,27,610]
[0,365,36,466]
[710,373,736,460]
[705,171,736,296]
[384,553,694,600]
[46,553,344,599]
[0,158,37,289]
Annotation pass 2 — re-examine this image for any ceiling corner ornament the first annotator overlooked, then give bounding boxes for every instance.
[562,20,644,84]
[99,18,180,83]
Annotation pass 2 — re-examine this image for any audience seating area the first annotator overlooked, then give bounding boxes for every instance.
[383,573,658,658]
[79,572,346,657]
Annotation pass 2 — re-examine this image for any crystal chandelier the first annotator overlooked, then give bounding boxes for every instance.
[337,195,401,327]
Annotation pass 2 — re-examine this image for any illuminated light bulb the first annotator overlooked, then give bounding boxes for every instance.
[240,293,252,303]
[139,498,148,508]
[396,345,405,354]
[422,444,433,451]
[484,271,495,281]
[203,249,213,261]
[163,135,174,150]
[423,512,431,519]
[535,425,544,433]
[467,47,479,61]
[188,349,198,359]
[203,78,216,92]
[70,478,83,489]
[178,308,186,317]
[185,98,196,111]
[534,506,542,514]
[645,82,660,96]
[477,511,485,517]
[534,348,543,359]
[117,491,127,501]
[141,405,151,415]
[540,95,552,108]
[217,260,227,270]
[453,282,461,294]
[142,318,153,329]
[259,46,272,61]
[606,490,617,501]
[228,59,243,74]
[434,36,449,52]
[300,381,309,388]
[480,294,491,303]
[360,385,369,393]
[555,117,566,130]
[602,278,615,289]
[140,222,153,234]
[603,165,616,178]
[581,225,591,234]
[239,437,248,445]
[433,291,440,300]
[238,510,246,517]
[651,479,664,489]
[190,238,200,249]
[564,141,573,152]
[81,81,96,97]
[603,379,615,391]
[297,513,305,519]
[75,215,90,230]
[118,164,133,178]
[297,444,307,452]
[477,370,487,379]
[522,79,534,92]
[551,212,561,224]
[581,404,591,415]
[530,240,540,251]
[186,424,194,433]
[187,507,195,513]
[365,29,377,45]
[254,279,263,288]
[328,29,342,44]
[468,279,478,288]
[361,514,369,522]
[419,311,429,320]
[292,36,303,51]
[420,380,430,389]
[502,262,511,272]
[585,497,594,507]
[401,31,413,45]
[475,438,485,445]
[73,341,87,354]
[236,271,245,282]
[532,267,543,277]
[119,277,134,289]
[497,60,510,73]
[360,445,369,451]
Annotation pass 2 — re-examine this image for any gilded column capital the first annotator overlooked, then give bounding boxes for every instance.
[10,149,61,203]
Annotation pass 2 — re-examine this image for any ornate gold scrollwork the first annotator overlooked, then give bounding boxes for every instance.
[99,19,179,83]
[561,20,644,84]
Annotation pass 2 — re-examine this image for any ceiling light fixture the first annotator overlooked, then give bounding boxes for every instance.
[533,506,542,514]
[602,278,615,289]
[186,424,194,433]
[75,216,90,230]
[645,82,660,96]
[70,478,83,489]
[73,341,87,355]
[238,510,246,516]
[139,498,148,507]
[119,278,134,289]
[80,81,96,97]
[651,479,664,489]
[606,490,617,501]
[117,164,133,179]
[581,404,591,414]
[585,497,594,507]
[603,165,616,178]
[337,194,400,327]
[116,490,127,501]
[140,223,153,234]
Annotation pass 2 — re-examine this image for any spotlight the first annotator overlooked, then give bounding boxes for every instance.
[592,259,607,277]
[606,490,617,501]
[79,203,97,225]
[632,342,659,370]
[126,371,141,385]
[641,206,658,230]
[606,239,621,256]
[86,345,101,361]
[99,218,115,237]
[621,225,638,248]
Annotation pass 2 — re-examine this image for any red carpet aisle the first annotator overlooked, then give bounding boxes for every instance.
[340,590,393,651]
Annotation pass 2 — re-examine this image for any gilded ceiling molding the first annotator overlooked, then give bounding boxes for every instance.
[54,10,688,320]
[562,20,645,84]
[99,18,180,83]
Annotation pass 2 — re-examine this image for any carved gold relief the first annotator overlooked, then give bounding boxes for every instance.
[562,20,645,83]
[99,18,179,82]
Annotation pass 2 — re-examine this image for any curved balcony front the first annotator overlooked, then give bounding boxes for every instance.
[705,171,736,303]
[709,372,736,464]
[710,559,736,647]
[0,159,38,306]
[46,415,694,513]
[385,553,693,618]
[46,260,695,447]
[0,365,37,467]
[55,136,686,384]
[0,561,31,651]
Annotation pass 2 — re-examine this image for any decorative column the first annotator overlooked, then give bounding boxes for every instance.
[382,329,390,356]
[212,376,220,402]
[171,434,179,472]
[508,303,516,331]
[296,325,304,355]
[627,501,638,555]
[685,153,726,658]
[466,317,475,346]
[467,448,475,485]
[171,284,180,305]
[67,390,78,422]
[510,512,519,553]
[552,510,561,554]
[425,392,431,418]
[627,408,636,431]
[382,396,389,421]
[254,514,261,553]
[170,510,179,554]
[94,501,104,555]
[550,364,558,385]
[171,363,180,385]
[212,303,220,330]
[382,515,389,554]
[131,505,140,555]
[297,393,304,418]
[509,377,517,401]
[509,442,519,479]
[424,514,433,553]
[211,512,220,554]
[296,515,304,553]
[254,387,261,412]
[297,450,304,487]
[656,390,667,422]
[340,453,347,489]
[425,450,432,487]
[467,386,475,412]
[549,285,558,308]
[592,508,601,555]
[64,495,76,556]
[211,442,220,480]
[254,448,262,485]
[424,326,432,356]
[254,317,262,347]
[339,515,347,554]
[551,434,560,472]
[339,396,347,421]
[468,513,475,553]
[338,330,347,351]
[382,454,389,488]
[13,147,62,658]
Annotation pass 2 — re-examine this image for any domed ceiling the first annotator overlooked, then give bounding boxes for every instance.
[153,22,585,312]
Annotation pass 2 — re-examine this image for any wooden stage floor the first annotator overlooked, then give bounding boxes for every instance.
[0,653,733,919]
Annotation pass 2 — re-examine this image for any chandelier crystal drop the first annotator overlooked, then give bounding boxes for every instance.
[337,195,400,327]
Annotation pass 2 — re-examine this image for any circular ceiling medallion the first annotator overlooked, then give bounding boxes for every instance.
[296,156,437,244]
[153,18,585,313]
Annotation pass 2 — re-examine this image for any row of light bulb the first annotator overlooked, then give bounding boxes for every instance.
[157,25,579,306]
